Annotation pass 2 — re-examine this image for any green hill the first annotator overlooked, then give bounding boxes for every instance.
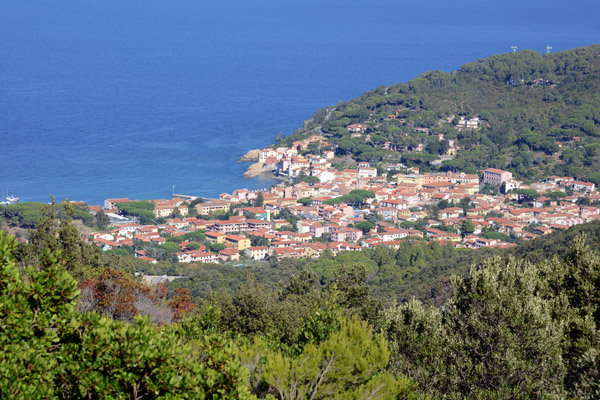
[281,44,600,184]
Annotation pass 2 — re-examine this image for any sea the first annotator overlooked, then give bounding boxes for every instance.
[1,0,599,205]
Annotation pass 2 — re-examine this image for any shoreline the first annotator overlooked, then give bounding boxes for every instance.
[238,149,260,163]
[244,166,289,184]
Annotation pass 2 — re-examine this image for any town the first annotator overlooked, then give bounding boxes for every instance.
[84,126,599,265]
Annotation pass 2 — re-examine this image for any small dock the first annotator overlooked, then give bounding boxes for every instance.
[172,194,197,200]
[172,194,217,202]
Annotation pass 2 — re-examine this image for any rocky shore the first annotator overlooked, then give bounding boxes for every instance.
[238,149,260,162]
[243,162,269,177]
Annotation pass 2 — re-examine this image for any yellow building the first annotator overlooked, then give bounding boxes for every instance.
[195,200,230,216]
[205,231,226,244]
[397,208,411,216]
[397,174,425,189]
[456,182,480,195]
[466,207,488,216]
[225,235,251,251]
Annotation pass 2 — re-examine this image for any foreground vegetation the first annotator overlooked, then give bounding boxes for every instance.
[2,211,600,398]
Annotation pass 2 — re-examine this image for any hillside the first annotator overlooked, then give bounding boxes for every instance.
[280,45,600,183]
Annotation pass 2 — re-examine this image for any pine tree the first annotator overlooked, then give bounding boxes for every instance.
[255,192,264,207]
[259,316,417,399]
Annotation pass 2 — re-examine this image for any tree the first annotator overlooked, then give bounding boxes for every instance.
[185,242,202,250]
[95,210,110,231]
[248,234,270,247]
[384,230,600,399]
[382,300,448,396]
[0,231,82,398]
[481,184,500,195]
[301,176,320,185]
[170,288,195,321]
[161,241,180,254]
[459,196,472,213]
[210,243,227,252]
[482,231,512,242]
[116,201,157,224]
[258,316,417,400]
[1,202,46,228]
[297,197,313,206]
[460,219,475,237]
[0,231,256,399]
[547,191,567,200]
[79,267,173,324]
[328,261,381,323]
[385,255,567,399]
[444,258,565,398]
[220,276,283,339]
[577,196,591,206]
[338,140,354,156]
[19,200,104,282]
[515,188,540,200]
[306,141,320,155]
[184,230,206,242]
[437,199,450,210]
[255,192,264,207]
[590,172,600,187]
[354,221,375,234]
[431,203,444,219]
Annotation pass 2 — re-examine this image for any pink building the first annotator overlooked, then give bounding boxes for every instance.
[310,224,329,238]
[483,168,512,186]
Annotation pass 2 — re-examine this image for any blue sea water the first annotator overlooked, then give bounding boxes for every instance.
[1,0,599,205]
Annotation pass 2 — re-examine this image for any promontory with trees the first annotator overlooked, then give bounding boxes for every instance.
[279,44,600,184]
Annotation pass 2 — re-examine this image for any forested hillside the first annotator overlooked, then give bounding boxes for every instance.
[281,45,600,183]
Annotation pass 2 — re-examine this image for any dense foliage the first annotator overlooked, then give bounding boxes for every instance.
[0,229,418,399]
[117,200,157,225]
[1,201,97,229]
[323,189,375,205]
[0,231,256,399]
[3,221,600,398]
[2,216,600,398]
[384,234,600,399]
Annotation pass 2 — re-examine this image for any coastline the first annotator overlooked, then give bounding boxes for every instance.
[243,161,268,178]
[238,149,274,179]
[238,149,260,163]
[239,148,288,183]
[244,162,288,183]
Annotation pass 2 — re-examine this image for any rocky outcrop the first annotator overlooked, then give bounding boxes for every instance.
[244,162,269,178]
[238,149,260,162]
